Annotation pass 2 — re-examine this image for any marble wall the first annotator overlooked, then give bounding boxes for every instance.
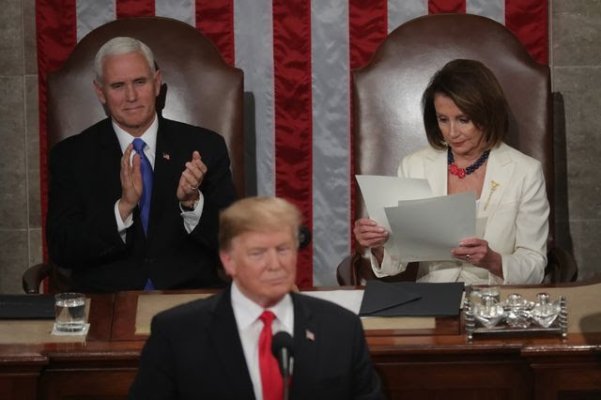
[551,1,601,280]
[0,1,599,293]
[0,0,41,293]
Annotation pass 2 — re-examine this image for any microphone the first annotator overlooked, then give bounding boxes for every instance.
[272,331,294,400]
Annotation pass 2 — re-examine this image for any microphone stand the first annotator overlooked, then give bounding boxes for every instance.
[272,332,294,400]
[283,374,290,400]
[281,349,291,400]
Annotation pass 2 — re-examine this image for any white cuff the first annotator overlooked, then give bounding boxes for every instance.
[115,200,133,243]
[180,191,205,233]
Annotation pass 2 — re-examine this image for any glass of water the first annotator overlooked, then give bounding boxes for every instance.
[54,292,86,332]
[479,286,500,303]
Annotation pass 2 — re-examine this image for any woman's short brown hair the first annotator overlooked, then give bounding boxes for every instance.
[422,59,509,150]
[219,197,302,251]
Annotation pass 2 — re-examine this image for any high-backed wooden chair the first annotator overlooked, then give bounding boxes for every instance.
[337,13,577,285]
[23,17,244,293]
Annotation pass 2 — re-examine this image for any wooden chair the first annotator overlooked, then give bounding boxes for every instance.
[337,13,577,286]
[23,17,244,293]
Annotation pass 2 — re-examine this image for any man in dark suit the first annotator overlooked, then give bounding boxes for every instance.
[46,37,236,292]
[129,197,383,399]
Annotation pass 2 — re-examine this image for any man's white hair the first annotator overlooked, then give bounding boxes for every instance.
[94,37,156,82]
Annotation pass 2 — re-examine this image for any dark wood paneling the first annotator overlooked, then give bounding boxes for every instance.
[1,289,601,399]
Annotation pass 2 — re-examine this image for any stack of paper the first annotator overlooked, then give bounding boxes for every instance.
[356,175,476,263]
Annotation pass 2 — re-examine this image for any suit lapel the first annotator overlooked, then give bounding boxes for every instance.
[424,149,448,196]
[98,121,125,205]
[209,288,256,398]
[289,293,318,397]
[479,144,515,223]
[148,119,177,238]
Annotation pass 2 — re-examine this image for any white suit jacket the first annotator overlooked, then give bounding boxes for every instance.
[371,143,549,284]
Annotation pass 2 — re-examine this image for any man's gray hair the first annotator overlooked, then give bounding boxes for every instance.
[94,37,156,82]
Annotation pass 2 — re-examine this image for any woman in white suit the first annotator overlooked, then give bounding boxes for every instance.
[354,59,549,285]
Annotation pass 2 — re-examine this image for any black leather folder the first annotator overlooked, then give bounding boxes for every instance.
[359,281,464,317]
[0,295,55,319]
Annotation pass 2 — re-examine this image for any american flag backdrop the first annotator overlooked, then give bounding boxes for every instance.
[36,0,549,288]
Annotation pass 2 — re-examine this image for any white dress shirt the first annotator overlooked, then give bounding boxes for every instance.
[230,282,294,400]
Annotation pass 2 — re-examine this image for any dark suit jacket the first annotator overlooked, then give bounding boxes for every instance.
[129,287,383,399]
[46,117,237,292]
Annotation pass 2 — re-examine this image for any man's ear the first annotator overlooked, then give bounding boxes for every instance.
[219,249,236,278]
[153,69,162,97]
[93,80,106,104]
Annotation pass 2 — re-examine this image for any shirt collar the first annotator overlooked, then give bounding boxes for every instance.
[230,281,294,333]
[113,113,159,155]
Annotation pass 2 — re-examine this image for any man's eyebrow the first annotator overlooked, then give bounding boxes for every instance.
[107,75,148,85]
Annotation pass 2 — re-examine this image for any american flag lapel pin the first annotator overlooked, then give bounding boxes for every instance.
[305,329,315,341]
[162,153,170,161]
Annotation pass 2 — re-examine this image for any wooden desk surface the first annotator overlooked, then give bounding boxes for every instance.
[0,283,600,399]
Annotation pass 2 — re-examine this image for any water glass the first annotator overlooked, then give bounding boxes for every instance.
[55,292,86,332]
[479,287,500,303]
[504,293,532,328]
[473,294,505,328]
[531,292,561,328]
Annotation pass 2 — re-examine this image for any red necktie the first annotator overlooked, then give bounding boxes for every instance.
[259,310,283,400]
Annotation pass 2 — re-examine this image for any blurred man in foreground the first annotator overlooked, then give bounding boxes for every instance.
[130,196,383,399]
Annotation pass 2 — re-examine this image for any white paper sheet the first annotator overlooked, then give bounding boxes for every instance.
[355,175,433,231]
[385,192,476,262]
[356,175,478,263]
[356,175,434,256]
[301,290,364,314]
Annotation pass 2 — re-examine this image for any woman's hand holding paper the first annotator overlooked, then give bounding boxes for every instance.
[451,237,503,279]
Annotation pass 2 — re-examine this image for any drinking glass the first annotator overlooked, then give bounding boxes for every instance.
[54,292,86,332]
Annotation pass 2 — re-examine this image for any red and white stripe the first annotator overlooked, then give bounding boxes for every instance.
[37,0,549,287]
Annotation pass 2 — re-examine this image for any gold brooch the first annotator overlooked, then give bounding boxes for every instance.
[484,180,500,211]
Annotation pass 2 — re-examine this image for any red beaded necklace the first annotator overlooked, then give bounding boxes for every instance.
[447,148,490,179]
